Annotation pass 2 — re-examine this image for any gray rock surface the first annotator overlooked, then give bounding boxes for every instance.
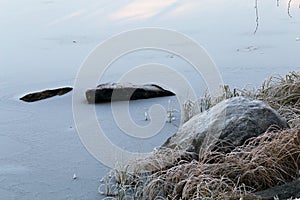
[255,178,300,200]
[163,97,289,155]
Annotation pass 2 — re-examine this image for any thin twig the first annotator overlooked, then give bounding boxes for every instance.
[254,0,259,34]
[288,0,293,18]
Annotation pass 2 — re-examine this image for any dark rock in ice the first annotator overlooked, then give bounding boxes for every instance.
[85,83,175,103]
[255,178,300,200]
[20,87,73,102]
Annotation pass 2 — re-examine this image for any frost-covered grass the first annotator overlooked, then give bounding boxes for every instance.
[101,127,300,199]
[183,71,300,128]
[257,71,300,128]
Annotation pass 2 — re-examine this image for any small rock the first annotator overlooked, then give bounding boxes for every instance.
[20,87,73,102]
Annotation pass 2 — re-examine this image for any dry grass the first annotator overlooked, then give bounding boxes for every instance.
[184,71,300,127]
[140,128,300,200]
[257,72,300,127]
[102,128,300,199]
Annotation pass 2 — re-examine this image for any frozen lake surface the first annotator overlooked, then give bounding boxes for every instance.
[0,0,300,199]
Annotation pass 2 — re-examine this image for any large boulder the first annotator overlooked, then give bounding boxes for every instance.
[20,87,72,102]
[85,83,175,103]
[163,97,289,155]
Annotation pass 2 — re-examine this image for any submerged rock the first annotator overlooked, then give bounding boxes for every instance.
[20,87,73,102]
[85,83,175,103]
[163,97,289,155]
